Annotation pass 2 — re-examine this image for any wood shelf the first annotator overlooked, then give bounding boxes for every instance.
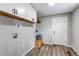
[0,11,35,24]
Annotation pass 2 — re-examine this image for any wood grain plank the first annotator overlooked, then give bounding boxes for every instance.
[26,44,78,56]
[63,46,69,56]
[68,47,78,56]
[45,44,50,56]
[50,44,54,56]
[59,46,65,56]
[36,44,46,56]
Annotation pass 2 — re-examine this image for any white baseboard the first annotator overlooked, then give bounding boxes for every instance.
[22,46,34,56]
[44,42,53,44]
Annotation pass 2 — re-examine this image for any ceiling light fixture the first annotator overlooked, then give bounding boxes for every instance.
[48,3,55,6]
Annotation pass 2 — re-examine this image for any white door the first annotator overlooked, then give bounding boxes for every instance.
[52,17,67,46]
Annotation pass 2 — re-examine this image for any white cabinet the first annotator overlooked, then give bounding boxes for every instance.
[0,3,14,14]
[24,4,37,22]
[15,3,37,22]
[15,4,32,21]
[0,3,37,22]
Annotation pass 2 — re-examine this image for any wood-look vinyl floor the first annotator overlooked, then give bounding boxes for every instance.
[26,44,78,56]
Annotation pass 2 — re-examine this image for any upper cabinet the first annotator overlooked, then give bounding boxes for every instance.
[0,3,14,14]
[0,3,37,23]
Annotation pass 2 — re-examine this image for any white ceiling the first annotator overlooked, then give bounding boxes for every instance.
[32,3,79,17]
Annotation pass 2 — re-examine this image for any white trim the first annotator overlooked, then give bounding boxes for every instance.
[22,46,34,56]
[44,42,67,46]
[44,42,53,44]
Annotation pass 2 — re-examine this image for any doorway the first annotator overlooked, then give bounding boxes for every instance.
[52,16,67,46]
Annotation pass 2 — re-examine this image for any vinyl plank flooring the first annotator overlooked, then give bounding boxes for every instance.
[55,45,61,56]
[47,44,52,56]
[50,44,54,56]
[36,44,46,56]
[42,44,48,56]
[59,45,65,56]
[68,47,78,56]
[32,48,39,56]
[26,44,78,56]
[54,45,59,56]
[63,46,69,56]
[45,44,50,56]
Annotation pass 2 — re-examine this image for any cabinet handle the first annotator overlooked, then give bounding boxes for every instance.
[12,8,16,14]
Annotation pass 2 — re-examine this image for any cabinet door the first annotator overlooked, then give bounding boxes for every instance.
[0,3,14,14]
[15,3,30,20]
[15,3,37,22]
[26,4,37,22]
[52,17,67,46]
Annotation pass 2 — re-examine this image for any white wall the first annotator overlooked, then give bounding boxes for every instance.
[37,14,72,46]
[0,16,36,56]
[0,4,37,56]
[37,16,52,44]
[72,7,79,54]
